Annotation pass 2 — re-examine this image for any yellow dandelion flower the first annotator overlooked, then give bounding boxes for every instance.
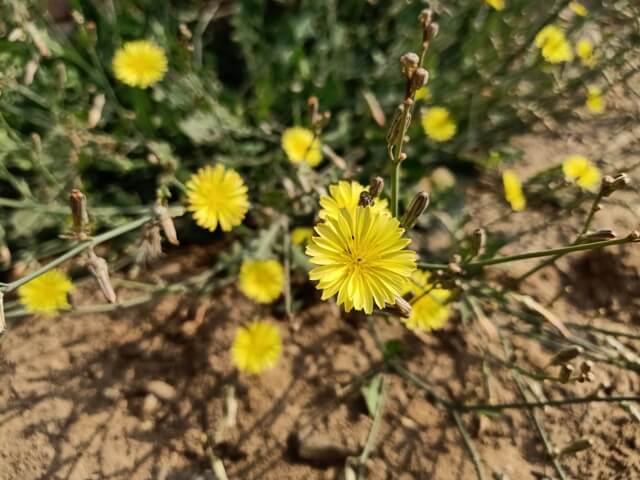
[576,39,596,67]
[535,25,573,64]
[281,127,323,167]
[238,259,284,303]
[421,107,457,142]
[563,155,601,191]
[319,180,389,221]
[291,227,314,246]
[502,170,527,212]
[18,270,74,315]
[112,40,167,89]
[485,0,505,11]
[414,86,431,101]
[232,320,282,374]
[585,86,605,114]
[306,206,417,314]
[186,164,249,232]
[569,1,588,16]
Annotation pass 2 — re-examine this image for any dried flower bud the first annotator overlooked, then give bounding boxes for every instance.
[559,364,574,383]
[369,176,384,198]
[308,96,319,122]
[410,68,429,96]
[401,192,430,229]
[385,296,412,318]
[69,189,89,234]
[581,229,616,242]
[601,173,630,197]
[471,228,486,258]
[628,230,640,242]
[557,438,593,457]
[87,250,117,303]
[154,204,179,246]
[426,23,439,41]
[400,52,420,79]
[358,191,373,208]
[0,292,5,335]
[418,8,433,28]
[547,346,583,367]
[137,223,163,266]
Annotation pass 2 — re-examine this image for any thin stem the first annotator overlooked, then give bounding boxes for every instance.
[452,411,488,480]
[418,236,636,271]
[390,161,401,218]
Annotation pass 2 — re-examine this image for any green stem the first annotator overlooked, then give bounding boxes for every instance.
[418,236,636,271]
[391,161,400,218]
[452,411,488,480]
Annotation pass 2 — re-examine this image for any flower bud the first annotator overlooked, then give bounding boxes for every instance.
[470,228,486,258]
[358,191,373,208]
[581,229,616,242]
[154,204,179,246]
[385,296,412,318]
[400,52,420,79]
[369,176,384,199]
[547,346,583,367]
[426,22,439,41]
[601,173,630,197]
[410,68,429,96]
[69,189,89,234]
[137,223,163,266]
[87,249,117,304]
[628,230,640,242]
[401,192,430,229]
[418,8,433,28]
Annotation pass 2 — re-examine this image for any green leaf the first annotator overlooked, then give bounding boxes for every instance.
[361,374,383,417]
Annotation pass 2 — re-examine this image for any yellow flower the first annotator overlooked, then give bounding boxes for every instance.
[18,270,74,314]
[112,40,168,88]
[414,86,431,101]
[576,39,596,67]
[281,127,323,167]
[306,206,417,314]
[238,259,284,303]
[485,0,505,11]
[585,86,605,114]
[421,107,457,142]
[535,25,573,64]
[186,164,249,232]
[563,155,601,191]
[232,320,282,374]
[569,1,588,16]
[291,227,314,246]
[401,270,450,331]
[502,170,526,212]
[319,180,389,221]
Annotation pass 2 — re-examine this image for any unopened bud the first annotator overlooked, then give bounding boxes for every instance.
[69,189,89,234]
[628,230,640,242]
[581,229,616,242]
[137,223,163,266]
[601,173,630,197]
[547,346,583,367]
[559,364,574,383]
[419,9,433,28]
[358,191,373,208]
[400,52,420,79]
[385,296,412,318]
[369,177,384,198]
[557,438,593,457]
[398,152,407,163]
[401,192,430,229]
[87,250,116,303]
[154,204,179,246]
[426,22,439,41]
[410,68,429,95]
[471,228,486,258]
[0,292,5,335]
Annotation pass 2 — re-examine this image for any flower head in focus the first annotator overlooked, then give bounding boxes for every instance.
[18,270,74,314]
[502,170,527,211]
[319,180,389,220]
[563,155,601,191]
[112,40,168,88]
[232,320,282,374]
[585,86,605,114]
[306,206,417,314]
[569,1,588,16]
[421,107,457,142]
[535,25,573,64]
[282,127,323,167]
[291,227,314,246]
[485,0,505,11]
[238,259,284,303]
[186,165,249,232]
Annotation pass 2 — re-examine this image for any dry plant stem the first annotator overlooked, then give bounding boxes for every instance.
[452,411,488,480]
[418,236,636,271]
[282,219,293,320]
[357,374,387,479]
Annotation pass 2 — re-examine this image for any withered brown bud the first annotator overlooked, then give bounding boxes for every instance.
[581,229,616,242]
[369,177,384,199]
[628,230,640,242]
[601,173,630,197]
[385,296,412,318]
[547,346,583,367]
[358,191,373,208]
[69,189,89,234]
[400,52,420,79]
[410,68,429,95]
[401,192,430,229]
[87,249,117,303]
[557,438,593,457]
[398,152,408,163]
[559,364,574,383]
[137,223,163,266]
[426,23,439,41]
[154,204,179,246]
[418,8,433,28]
[471,228,486,258]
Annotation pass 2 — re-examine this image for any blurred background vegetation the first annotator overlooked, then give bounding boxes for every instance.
[0,0,638,268]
